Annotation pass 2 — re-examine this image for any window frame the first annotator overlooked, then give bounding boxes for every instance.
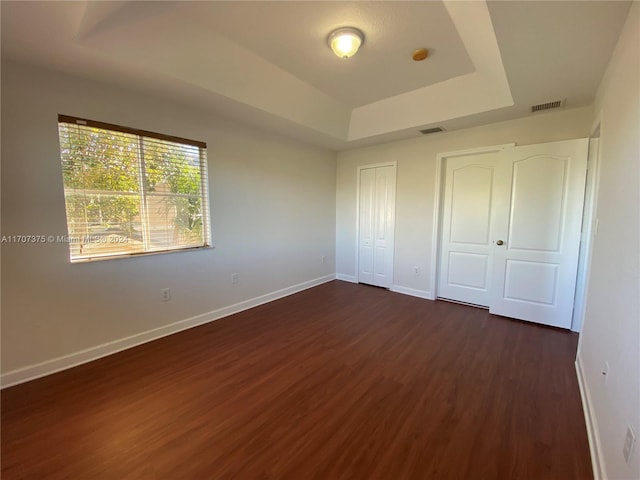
[57,114,212,263]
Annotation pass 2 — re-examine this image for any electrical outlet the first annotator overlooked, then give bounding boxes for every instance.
[231,273,239,285]
[602,361,610,384]
[414,266,421,276]
[322,256,326,264]
[623,426,636,463]
[161,288,171,302]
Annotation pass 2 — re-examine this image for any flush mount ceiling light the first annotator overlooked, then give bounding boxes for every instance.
[328,27,364,59]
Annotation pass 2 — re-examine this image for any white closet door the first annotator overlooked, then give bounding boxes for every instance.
[438,151,510,306]
[437,139,588,329]
[358,165,396,288]
[358,168,376,286]
[372,166,396,288]
[489,139,588,328]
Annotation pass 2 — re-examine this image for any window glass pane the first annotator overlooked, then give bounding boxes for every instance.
[143,138,205,249]
[145,194,204,251]
[58,118,210,262]
[63,191,145,258]
[59,124,140,192]
[144,138,202,195]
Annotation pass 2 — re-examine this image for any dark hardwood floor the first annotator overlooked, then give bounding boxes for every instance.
[1,281,592,479]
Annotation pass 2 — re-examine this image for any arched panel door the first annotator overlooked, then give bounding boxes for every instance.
[490,140,588,328]
[438,139,588,329]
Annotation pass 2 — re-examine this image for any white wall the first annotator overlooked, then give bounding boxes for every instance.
[577,3,640,479]
[336,106,593,297]
[1,62,336,380]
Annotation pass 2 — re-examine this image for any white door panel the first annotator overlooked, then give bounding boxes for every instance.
[448,252,490,289]
[450,165,494,245]
[507,156,567,251]
[358,168,375,285]
[503,260,559,304]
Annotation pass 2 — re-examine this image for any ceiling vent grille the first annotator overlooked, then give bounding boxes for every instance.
[531,99,565,113]
[420,127,444,135]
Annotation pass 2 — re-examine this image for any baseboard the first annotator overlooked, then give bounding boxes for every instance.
[1,274,336,389]
[335,279,433,300]
[390,285,433,300]
[576,354,604,480]
[336,273,358,283]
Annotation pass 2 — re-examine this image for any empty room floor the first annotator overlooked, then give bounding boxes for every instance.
[1,281,592,479]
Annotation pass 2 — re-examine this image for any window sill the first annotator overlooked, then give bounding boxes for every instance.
[70,244,215,264]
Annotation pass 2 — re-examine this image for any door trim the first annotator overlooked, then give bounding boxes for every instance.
[571,126,601,332]
[430,144,515,300]
[356,162,397,286]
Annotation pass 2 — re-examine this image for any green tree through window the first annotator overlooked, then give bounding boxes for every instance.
[58,115,210,261]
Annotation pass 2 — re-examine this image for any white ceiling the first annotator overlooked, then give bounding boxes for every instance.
[190,1,474,107]
[0,1,632,150]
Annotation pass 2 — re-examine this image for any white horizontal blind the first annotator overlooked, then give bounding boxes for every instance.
[58,115,211,262]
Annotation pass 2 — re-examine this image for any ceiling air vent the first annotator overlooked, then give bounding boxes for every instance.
[531,99,565,113]
[420,127,444,135]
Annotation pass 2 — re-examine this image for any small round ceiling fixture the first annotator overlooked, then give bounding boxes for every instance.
[328,27,364,59]
[412,48,429,62]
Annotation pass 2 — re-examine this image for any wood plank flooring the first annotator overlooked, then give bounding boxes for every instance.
[1,281,592,479]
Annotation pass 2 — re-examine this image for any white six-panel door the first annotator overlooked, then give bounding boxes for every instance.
[358,165,396,288]
[438,139,588,329]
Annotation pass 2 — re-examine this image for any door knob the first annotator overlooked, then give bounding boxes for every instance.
[496,240,504,246]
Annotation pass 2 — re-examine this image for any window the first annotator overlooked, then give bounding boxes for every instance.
[57,115,211,262]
